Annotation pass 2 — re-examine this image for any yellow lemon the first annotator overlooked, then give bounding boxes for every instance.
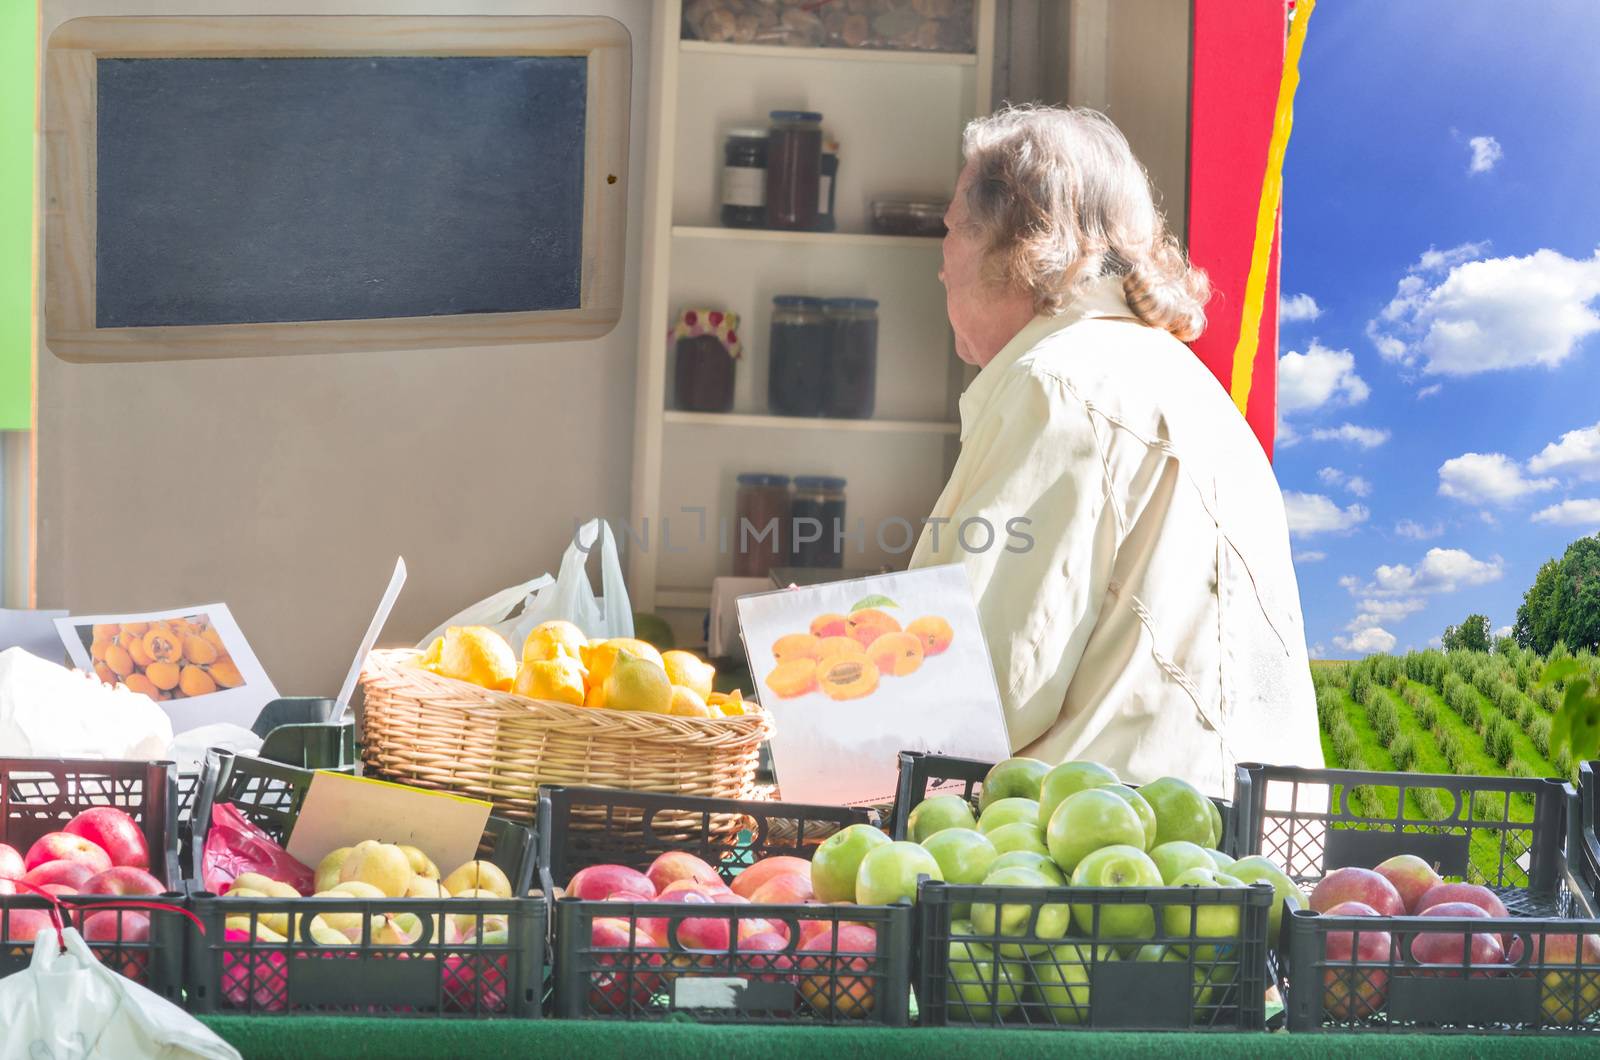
[581,638,665,689]
[601,650,673,713]
[668,685,713,718]
[661,650,716,699]
[522,620,588,666]
[512,656,586,706]
[437,626,517,692]
[708,689,747,717]
[417,636,444,669]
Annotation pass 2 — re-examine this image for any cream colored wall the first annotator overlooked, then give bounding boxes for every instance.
[35,0,650,696]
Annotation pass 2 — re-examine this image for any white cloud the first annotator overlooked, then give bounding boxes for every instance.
[1467,135,1503,174]
[1531,498,1600,527]
[1352,597,1428,623]
[1528,422,1600,480]
[1417,384,1443,399]
[1438,452,1557,505]
[1306,424,1391,449]
[1309,643,1327,660]
[1395,519,1444,540]
[1278,341,1370,413]
[1428,635,1445,649]
[1279,293,1323,323]
[1369,548,1504,595]
[1414,242,1492,273]
[1339,575,1362,592]
[1294,550,1327,563]
[1374,249,1600,376]
[1283,492,1370,537]
[1318,467,1372,497]
[1336,626,1398,654]
[1495,625,1513,638]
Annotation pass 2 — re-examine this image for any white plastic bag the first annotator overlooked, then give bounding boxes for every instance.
[0,648,173,759]
[0,926,240,1060]
[505,518,635,651]
[415,573,554,650]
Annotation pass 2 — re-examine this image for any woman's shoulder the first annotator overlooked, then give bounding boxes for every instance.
[1020,317,1218,404]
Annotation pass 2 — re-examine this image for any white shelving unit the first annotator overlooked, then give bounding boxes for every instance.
[629,2,996,647]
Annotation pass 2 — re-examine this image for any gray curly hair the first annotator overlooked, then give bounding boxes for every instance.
[960,104,1211,342]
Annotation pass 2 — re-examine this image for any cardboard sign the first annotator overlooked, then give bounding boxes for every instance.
[284,771,493,878]
[736,564,1010,807]
[55,603,276,733]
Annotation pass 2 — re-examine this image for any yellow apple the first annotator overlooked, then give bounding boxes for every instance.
[442,860,513,900]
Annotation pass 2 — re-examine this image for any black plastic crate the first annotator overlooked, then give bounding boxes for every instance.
[0,758,186,997]
[186,749,543,1017]
[889,752,1232,852]
[540,785,915,1024]
[1578,762,1600,900]
[917,878,1272,1030]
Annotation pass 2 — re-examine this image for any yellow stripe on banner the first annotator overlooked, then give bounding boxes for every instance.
[1230,0,1316,416]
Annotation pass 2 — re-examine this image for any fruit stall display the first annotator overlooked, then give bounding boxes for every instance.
[890,752,1280,1030]
[1235,762,1600,1034]
[0,758,186,997]
[539,784,915,1024]
[186,750,545,1018]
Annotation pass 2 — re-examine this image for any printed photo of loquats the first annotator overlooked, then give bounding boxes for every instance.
[75,612,245,701]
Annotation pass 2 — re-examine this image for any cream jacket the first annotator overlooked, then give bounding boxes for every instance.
[910,277,1323,797]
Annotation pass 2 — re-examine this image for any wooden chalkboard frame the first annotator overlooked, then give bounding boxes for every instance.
[43,16,630,362]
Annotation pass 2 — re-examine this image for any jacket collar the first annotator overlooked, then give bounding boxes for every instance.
[958,274,1135,441]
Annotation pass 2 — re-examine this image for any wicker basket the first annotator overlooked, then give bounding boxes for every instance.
[358,649,775,835]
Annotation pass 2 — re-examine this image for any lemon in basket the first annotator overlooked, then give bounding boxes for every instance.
[662,650,716,699]
[601,650,673,713]
[436,626,517,692]
[581,638,665,688]
[668,685,713,718]
[512,656,586,707]
[522,620,588,666]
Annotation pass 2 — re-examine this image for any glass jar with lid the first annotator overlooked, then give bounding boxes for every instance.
[822,298,877,419]
[791,476,847,568]
[671,307,741,413]
[734,473,791,577]
[768,295,828,417]
[766,110,823,231]
[720,127,768,229]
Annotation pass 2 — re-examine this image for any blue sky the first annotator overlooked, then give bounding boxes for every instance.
[1275,0,1600,657]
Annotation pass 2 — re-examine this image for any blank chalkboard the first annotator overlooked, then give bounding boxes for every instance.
[94,55,588,328]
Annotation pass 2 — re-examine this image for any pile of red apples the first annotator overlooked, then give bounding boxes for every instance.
[1310,853,1600,1022]
[1,807,164,949]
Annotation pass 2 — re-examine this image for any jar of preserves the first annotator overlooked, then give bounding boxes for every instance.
[768,295,828,416]
[720,127,768,229]
[822,298,877,419]
[791,476,847,568]
[671,307,741,413]
[735,473,792,577]
[766,110,823,230]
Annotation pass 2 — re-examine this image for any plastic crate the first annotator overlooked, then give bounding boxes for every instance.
[185,749,543,1017]
[889,752,1232,852]
[540,784,915,1024]
[917,878,1272,1030]
[1238,763,1600,1034]
[0,758,186,998]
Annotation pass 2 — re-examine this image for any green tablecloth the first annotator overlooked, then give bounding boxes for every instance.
[199,1016,1595,1059]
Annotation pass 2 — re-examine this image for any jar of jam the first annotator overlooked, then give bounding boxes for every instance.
[721,127,768,229]
[671,307,741,413]
[823,298,877,419]
[766,110,823,230]
[791,476,847,568]
[734,473,791,577]
[768,295,828,417]
[815,137,839,232]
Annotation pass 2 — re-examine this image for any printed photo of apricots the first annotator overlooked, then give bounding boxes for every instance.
[763,595,955,703]
[75,613,245,702]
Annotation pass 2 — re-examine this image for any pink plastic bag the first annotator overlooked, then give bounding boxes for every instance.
[201,802,313,896]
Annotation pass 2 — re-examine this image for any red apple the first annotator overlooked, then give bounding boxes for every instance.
[23,833,111,875]
[1372,854,1443,914]
[749,872,814,906]
[1535,933,1600,1023]
[1320,901,1391,1020]
[0,843,22,895]
[1414,882,1508,920]
[1410,903,1504,976]
[3,907,57,944]
[709,892,749,905]
[798,916,870,949]
[646,852,723,895]
[797,923,878,1018]
[660,878,728,897]
[589,917,664,1012]
[1309,867,1406,918]
[83,909,151,943]
[738,930,796,986]
[637,890,724,950]
[65,807,149,870]
[731,856,812,900]
[21,860,97,891]
[737,916,791,944]
[40,884,78,896]
[566,864,656,902]
[81,866,166,896]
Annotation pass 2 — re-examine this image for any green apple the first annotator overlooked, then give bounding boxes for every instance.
[908,795,978,844]
[1148,841,1216,885]
[978,757,1050,812]
[1138,777,1214,847]
[944,926,1026,1022]
[1162,867,1246,960]
[977,797,1041,835]
[1030,941,1114,1025]
[1036,761,1119,829]
[986,821,1051,858]
[970,865,1070,957]
[1102,784,1158,849]
[1045,789,1147,874]
[1069,844,1161,941]
[989,850,1067,885]
[1227,855,1305,946]
[1205,849,1235,871]
[1205,797,1224,849]
[922,828,997,918]
[810,823,891,903]
[855,841,943,905]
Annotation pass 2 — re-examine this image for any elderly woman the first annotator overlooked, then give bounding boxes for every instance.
[911,106,1322,795]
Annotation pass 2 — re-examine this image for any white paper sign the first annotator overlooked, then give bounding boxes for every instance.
[54,603,278,733]
[736,564,1010,807]
[334,557,406,720]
